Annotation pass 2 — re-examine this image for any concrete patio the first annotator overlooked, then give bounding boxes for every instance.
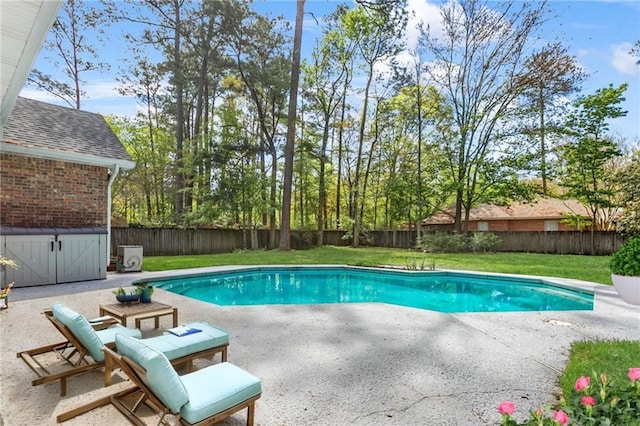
[1,268,638,425]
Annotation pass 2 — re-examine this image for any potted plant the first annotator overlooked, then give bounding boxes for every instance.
[0,282,13,309]
[135,282,154,304]
[113,287,140,303]
[0,254,18,309]
[610,235,640,305]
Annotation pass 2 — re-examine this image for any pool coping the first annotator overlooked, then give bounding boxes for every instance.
[10,264,605,306]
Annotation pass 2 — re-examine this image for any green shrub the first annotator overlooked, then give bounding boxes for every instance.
[418,232,501,253]
[418,232,469,253]
[470,232,501,253]
[610,236,640,276]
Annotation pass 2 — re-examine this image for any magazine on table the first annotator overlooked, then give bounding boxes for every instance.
[168,325,202,337]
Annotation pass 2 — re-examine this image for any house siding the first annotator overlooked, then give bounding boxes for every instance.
[0,153,107,227]
[494,219,576,232]
[427,219,582,232]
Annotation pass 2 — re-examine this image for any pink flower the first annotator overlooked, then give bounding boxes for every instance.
[553,410,569,425]
[628,367,640,382]
[575,376,590,391]
[582,396,595,406]
[498,401,515,416]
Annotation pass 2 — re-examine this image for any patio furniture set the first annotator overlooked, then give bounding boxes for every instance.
[16,300,261,425]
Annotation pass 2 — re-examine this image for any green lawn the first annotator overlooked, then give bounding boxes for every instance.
[142,246,613,285]
[560,339,640,397]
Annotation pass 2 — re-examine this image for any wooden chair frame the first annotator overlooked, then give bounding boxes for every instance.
[17,309,229,397]
[17,310,117,396]
[57,347,258,425]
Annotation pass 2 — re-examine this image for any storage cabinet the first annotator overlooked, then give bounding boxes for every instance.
[1,227,107,287]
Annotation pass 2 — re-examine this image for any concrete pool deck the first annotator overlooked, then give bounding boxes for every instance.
[1,267,639,425]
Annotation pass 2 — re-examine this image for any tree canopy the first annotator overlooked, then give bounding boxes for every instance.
[32,0,637,247]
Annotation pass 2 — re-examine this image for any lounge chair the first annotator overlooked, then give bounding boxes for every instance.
[105,334,261,425]
[17,302,229,396]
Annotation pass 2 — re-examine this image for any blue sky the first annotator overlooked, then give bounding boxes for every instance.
[21,0,639,143]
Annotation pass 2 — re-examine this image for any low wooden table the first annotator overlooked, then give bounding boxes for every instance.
[99,302,178,329]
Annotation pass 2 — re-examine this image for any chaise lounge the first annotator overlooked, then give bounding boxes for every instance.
[105,334,262,425]
[17,302,229,396]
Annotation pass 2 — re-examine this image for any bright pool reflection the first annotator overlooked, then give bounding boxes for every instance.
[152,267,594,313]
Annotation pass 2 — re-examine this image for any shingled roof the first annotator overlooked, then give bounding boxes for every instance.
[1,97,134,169]
[424,198,590,224]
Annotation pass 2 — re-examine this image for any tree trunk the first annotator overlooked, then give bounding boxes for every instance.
[173,0,185,223]
[279,0,305,250]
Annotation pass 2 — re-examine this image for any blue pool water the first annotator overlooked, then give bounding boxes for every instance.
[150,267,594,313]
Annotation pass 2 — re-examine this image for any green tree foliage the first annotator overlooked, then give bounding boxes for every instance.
[518,43,587,195]
[614,148,640,235]
[339,1,408,246]
[106,115,173,225]
[36,0,631,243]
[280,0,306,250]
[301,10,354,245]
[560,84,628,233]
[228,9,291,248]
[418,0,549,233]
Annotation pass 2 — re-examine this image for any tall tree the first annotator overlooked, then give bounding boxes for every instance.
[301,11,352,245]
[280,0,306,250]
[560,84,628,252]
[519,43,586,194]
[614,147,640,235]
[111,0,191,223]
[28,0,109,109]
[228,11,291,248]
[117,55,172,222]
[418,0,549,233]
[341,1,407,247]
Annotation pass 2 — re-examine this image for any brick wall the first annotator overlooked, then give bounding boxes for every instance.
[0,153,108,227]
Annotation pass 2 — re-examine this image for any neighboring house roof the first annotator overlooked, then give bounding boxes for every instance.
[1,97,134,170]
[424,198,590,224]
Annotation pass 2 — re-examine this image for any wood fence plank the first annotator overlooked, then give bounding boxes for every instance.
[111,228,626,257]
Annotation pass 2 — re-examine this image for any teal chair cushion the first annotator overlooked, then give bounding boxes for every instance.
[52,303,141,362]
[180,362,262,424]
[115,334,189,413]
[52,302,105,361]
[95,325,141,345]
[144,321,229,360]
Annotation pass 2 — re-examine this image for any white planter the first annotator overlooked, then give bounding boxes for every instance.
[611,274,640,305]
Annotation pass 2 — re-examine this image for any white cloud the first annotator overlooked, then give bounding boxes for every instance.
[19,88,63,105]
[20,79,139,116]
[406,0,445,50]
[83,79,123,99]
[611,43,639,76]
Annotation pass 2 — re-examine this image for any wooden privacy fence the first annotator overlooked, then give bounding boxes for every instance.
[494,231,626,255]
[111,228,627,257]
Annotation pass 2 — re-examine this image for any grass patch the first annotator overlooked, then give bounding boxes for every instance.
[559,340,640,397]
[142,246,612,284]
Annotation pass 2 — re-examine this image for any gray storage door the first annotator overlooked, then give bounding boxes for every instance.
[2,227,107,286]
[57,234,107,283]
[3,235,57,287]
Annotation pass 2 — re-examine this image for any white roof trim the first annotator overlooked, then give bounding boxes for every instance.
[1,1,63,128]
[1,141,135,170]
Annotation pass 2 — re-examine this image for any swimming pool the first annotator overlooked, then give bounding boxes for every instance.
[149,266,594,313]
